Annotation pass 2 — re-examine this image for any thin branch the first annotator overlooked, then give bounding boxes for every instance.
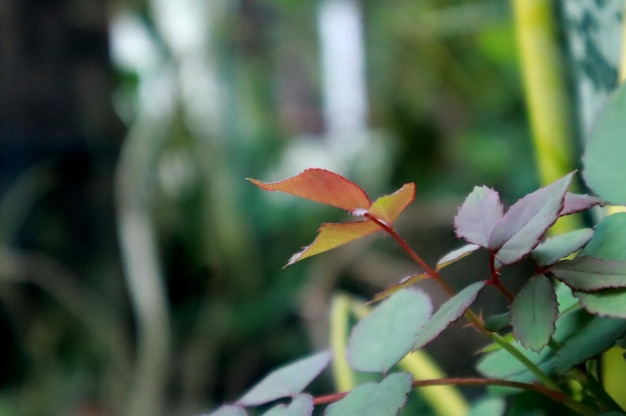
[313,377,597,416]
[364,214,488,332]
[115,97,173,416]
[488,252,514,302]
[363,213,454,296]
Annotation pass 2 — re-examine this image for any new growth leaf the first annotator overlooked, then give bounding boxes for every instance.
[249,169,416,266]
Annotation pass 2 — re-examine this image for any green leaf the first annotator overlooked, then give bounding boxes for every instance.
[237,351,331,406]
[477,308,593,383]
[583,83,626,204]
[510,276,558,352]
[261,395,313,416]
[323,372,413,416]
[206,405,247,416]
[575,289,626,318]
[489,173,573,264]
[484,312,511,332]
[436,244,481,270]
[552,315,626,374]
[531,228,593,267]
[454,186,503,247]
[581,213,626,260]
[348,288,432,373]
[573,213,626,317]
[468,397,506,416]
[477,339,547,385]
[551,256,626,291]
[413,281,485,350]
[555,280,579,312]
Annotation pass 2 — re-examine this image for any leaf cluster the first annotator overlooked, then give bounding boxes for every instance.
[205,84,626,416]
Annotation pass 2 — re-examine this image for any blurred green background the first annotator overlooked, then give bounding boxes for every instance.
[0,0,588,415]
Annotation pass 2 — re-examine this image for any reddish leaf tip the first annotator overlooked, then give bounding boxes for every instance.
[247,169,371,212]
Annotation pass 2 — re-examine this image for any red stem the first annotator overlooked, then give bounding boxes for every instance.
[313,391,349,405]
[489,252,514,302]
[363,213,489,331]
[312,377,569,406]
[364,214,455,296]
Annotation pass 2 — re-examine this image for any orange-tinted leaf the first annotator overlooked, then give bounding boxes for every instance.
[369,273,428,303]
[248,169,370,212]
[368,183,416,225]
[286,221,380,266]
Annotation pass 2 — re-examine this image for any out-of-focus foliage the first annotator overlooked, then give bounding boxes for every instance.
[365,0,533,196]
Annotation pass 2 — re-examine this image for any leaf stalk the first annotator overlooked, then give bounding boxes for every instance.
[363,213,454,296]
[489,252,514,302]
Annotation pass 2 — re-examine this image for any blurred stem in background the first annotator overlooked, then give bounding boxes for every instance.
[115,81,174,416]
[511,0,578,233]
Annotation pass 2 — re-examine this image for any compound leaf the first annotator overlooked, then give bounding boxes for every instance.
[251,171,419,266]
[348,288,432,373]
[367,183,416,225]
[454,186,503,247]
[551,256,626,292]
[510,275,557,352]
[237,351,331,406]
[531,228,594,267]
[262,395,313,416]
[490,173,573,265]
[248,169,370,212]
[413,281,485,350]
[324,372,413,416]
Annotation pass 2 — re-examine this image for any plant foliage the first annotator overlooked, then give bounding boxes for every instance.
[206,86,626,414]
[347,288,432,373]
